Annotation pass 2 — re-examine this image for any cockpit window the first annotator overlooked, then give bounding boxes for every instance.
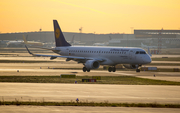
[140,51,146,54]
[135,51,139,54]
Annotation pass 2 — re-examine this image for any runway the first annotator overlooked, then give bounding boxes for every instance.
[0,106,180,113]
[1,83,180,104]
[0,53,180,112]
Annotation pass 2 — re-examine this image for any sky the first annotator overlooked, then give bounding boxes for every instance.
[0,0,180,34]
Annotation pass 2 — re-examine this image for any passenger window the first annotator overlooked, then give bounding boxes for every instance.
[136,51,139,54]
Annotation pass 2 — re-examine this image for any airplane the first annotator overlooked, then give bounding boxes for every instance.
[141,43,157,49]
[141,42,166,49]
[23,35,44,47]
[68,35,86,46]
[25,20,151,72]
[93,42,109,46]
[0,40,9,47]
[6,40,24,47]
[68,35,75,45]
[93,36,111,46]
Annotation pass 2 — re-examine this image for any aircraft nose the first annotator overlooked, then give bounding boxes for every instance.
[146,55,151,63]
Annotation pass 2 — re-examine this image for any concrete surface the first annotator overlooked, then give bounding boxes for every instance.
[0,106,180,113]
[1,62,180,82]
[0,83,180,104]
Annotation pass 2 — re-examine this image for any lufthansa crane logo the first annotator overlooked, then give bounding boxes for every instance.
[55,28,60,39]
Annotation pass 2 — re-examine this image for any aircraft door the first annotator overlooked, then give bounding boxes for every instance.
[66,48,69,56]
[129,50,134,60]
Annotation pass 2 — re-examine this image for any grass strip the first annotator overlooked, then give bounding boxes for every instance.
[0,101,180,108]
[0,76,180,85]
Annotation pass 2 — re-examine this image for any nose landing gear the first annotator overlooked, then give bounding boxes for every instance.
[136,69,140,72]
[136,64,142,72]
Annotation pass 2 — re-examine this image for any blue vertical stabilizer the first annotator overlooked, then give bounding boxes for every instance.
[53,20,71,47]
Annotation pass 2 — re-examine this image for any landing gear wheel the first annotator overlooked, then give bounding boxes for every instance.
[113,67,116,72]
[136,69,140,72]
[87,69,90,72]
[108,67,112,72]
[83,67,87,72]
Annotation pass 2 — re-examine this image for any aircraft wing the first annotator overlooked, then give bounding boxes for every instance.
[25,45,60,54]
[25,45,105,62]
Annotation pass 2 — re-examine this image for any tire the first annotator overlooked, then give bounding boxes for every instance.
[87,69,90,72]
[113,67,116,72]
[108,67,112,72]
[136,69,140,72]
[83,67,87,72]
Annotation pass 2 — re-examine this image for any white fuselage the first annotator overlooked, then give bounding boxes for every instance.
[55,46,151,66]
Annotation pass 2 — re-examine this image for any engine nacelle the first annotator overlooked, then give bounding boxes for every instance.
[123,64,138,69]
[85,60,100,69]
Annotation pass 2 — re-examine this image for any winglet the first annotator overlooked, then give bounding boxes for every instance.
[25,45,34,55]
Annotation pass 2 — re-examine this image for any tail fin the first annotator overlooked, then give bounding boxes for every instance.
[23,35,28,43]
[53,20,71,47]
[141,42,144,46]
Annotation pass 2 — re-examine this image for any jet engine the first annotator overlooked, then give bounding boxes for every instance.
[123,64,138,69]
[85,60,100,69]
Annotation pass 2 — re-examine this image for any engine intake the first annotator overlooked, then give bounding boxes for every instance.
[85,60,100,69]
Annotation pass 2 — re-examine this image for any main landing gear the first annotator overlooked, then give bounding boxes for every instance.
[83,67,90,72]
[108,66,116,72]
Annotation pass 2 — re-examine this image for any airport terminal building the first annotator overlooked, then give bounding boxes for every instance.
[0,29,180,48]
